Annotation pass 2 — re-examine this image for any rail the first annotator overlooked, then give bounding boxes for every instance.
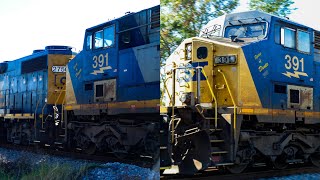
[217,69,237,139]
[169,64,220,143]
[54,90,66,127]
[41,91,55,129]
[161,77,172,105]
[199,67,218,129]
[34,96,42,138]
[170,64,176,143]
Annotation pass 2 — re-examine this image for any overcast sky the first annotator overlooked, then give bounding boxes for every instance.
[0,0,317,62]
[0,0,159,61]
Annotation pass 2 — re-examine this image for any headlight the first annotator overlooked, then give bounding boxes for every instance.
[214,55,237,65]
[185,43,192,60]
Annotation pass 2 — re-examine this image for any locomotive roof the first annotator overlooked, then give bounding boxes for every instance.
[86,5,160,32]
[5,45,73,63]
[225,10,312,30]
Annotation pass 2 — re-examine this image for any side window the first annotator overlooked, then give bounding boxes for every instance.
[279,25,311,54]
[86,35,92,50]
[94,30,103,49]
[281,27,296,49]
[297,30,310,53]
[103,26,115,47]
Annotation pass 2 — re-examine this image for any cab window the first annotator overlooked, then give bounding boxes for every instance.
[281,27,296,49]
[280,26,310,53]
[103,26,115,47]
[86,35,92,50]
[94,30,103,49]
[297,30,310,53]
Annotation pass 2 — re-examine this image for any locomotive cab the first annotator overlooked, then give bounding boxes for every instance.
[65,5,160,159]
[161,11,320,174]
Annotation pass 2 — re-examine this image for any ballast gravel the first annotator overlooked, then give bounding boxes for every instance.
[0,147,159,179]
[83,162,159,180]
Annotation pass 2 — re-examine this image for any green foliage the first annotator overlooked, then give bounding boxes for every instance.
[161,0,239,61]
[0,157,96,180]
[249,0,296,17]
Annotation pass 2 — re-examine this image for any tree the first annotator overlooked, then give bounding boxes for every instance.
[249,0,296,17]
[160,0,239,61]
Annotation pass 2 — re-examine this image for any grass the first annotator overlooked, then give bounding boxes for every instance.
[0,157,98,180]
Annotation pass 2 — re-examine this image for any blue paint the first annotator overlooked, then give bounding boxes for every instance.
[223,11,317,110]
[68,5,160,105]
[0,46,73,116]
[192,62,208,81]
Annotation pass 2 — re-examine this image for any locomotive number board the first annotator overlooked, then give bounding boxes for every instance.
[52,66,66,73]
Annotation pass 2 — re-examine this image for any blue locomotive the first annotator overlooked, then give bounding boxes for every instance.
[0,46,74,145]
[161,10,320,174]
[65,5,160,157]
[0,5,160,160]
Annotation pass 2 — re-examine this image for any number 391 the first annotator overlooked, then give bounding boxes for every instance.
[92,53,109,68]
[284,54,304,72]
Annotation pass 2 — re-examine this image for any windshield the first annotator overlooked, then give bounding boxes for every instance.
[224,22,267,38]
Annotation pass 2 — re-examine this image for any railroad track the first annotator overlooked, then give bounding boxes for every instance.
[161,164,320,179]
[0,142,154,168]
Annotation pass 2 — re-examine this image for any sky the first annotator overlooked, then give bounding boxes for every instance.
[0,0,318,62]
[0,0,159,61]
[235,0,320,30]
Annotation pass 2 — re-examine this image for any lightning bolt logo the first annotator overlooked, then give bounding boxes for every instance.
[282,71,308,78]
[91,66,112,75]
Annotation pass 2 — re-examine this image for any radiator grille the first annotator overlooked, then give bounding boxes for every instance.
[314,31,320,50]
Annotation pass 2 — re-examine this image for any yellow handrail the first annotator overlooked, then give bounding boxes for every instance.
[171,64,176,144]
[161,77,172,105]
[200,67,218,129]
[217,69,236,136]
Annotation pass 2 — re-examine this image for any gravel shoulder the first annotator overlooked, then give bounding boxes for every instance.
[0,147,159,179]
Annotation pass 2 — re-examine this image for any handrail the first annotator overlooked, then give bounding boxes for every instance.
[54,90,65,106]
[217,69,237,137]
[41,91,56,129]
[169,63,220,143]
[34,95,42,138]
[161,77,172,105]
[170,63,176,144]
[54,90,65,128]
[200,67,218,129]
[61,91,66,128]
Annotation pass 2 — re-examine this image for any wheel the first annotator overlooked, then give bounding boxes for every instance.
[273,154,288,170]
[105,135,128,159]
[226,163,248,174]
[83,142,97,155]
[79,133,96,155]
[226,155,248,174]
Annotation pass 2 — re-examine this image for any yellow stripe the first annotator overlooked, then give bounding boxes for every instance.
[4,113,34,119]
[239,107,320,118]
[66,99,159,110]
